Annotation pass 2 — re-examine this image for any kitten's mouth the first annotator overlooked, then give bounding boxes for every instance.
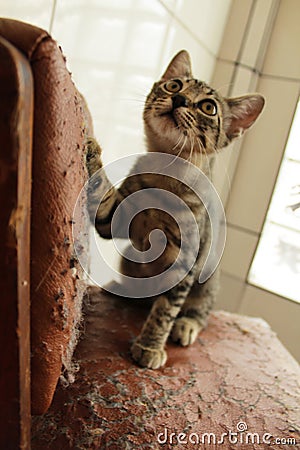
[165,111,195,139]
[158,109,208,154]
[164,111,178,127]
[161,108,188,131]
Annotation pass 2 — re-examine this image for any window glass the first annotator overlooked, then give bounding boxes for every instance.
[249,100,300,303]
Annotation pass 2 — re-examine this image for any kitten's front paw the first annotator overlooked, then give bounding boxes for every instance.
[131,341,167,369]
[85,137,103,176]
[171,317,202,347]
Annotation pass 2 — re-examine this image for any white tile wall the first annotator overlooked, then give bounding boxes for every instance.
[0,0,232,284]
[0,0,233,285]
[215,272,245,312]
[160,0,232,56]
[0,0,232,163]
[0,0,54,30]
[54,0,232,164]
[0,0,231,162]
[214,0,300,361]
[238,0,277,69]
[218,0,253,62]
[239,285,300,361]
[263,0,300,79]
[221,226,258,280]
[226,76,300,233]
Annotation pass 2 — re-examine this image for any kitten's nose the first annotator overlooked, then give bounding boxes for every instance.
[172,94,188,110]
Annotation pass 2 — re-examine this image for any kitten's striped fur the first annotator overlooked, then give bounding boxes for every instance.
[86,51,264,368]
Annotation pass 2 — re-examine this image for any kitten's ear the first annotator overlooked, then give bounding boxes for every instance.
[161,50,192,81]
[225,94,265,141]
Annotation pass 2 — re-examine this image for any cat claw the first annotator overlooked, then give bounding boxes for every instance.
[86,137,101,156]
[131,341,167,369]
[171,317,202,347]
[85,137,102,175]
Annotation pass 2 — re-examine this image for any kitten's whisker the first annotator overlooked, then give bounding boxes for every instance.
[215,150,232,196]
[120,99,148,106]
[163,134,186,170]
[203,147,213,180]
[192,129,213,179]
[189,133,195,164]
[173,134,184,151]
[172,135,187,171]
[176,136,187,159]
[195,136,204,159]
[172,135,185,160]
[183,131,195,179]
[198,132,219,179]
[202,132,215,150]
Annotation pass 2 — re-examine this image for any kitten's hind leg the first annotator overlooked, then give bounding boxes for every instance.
[171,270,219,346]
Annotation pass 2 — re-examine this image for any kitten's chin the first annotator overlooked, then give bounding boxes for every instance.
[144,116,181,152]
[144,116,214,161]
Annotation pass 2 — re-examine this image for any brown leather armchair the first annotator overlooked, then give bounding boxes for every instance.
[0,18,91,448]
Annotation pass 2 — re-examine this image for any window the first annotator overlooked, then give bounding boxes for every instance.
[249,99,300,303]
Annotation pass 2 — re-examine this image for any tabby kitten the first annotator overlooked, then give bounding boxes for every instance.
[86,50,264,369]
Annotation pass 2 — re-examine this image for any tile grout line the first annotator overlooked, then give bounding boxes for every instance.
[254,0,281,74]
[217,58,300,84]
[156,0,217,60]
[225,221,260,238]
[49,0,57,35]
[227,0,258,97]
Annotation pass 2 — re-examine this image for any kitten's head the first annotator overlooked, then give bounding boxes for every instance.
[144,50,265,160]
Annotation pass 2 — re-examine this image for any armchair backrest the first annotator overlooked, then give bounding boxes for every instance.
[0,18,91,448]
[0,30,33,450]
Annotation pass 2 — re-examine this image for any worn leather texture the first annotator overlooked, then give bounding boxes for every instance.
[0,35,33,449]
[0,19,91,415]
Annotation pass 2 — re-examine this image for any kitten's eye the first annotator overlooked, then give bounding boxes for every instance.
[164,79,183,93]
[197,99,217,116]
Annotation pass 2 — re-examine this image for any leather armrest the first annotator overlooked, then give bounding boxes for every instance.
[0,19,92,414]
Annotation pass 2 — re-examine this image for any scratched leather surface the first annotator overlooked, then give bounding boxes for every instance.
[0,19,91,414]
